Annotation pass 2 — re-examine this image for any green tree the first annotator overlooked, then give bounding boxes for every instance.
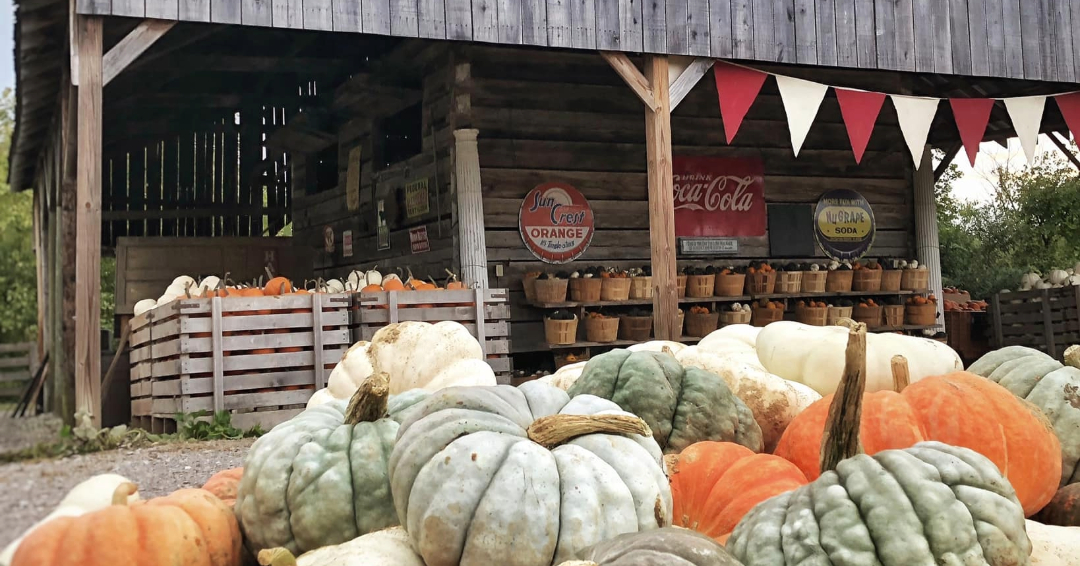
[0,88,38,342]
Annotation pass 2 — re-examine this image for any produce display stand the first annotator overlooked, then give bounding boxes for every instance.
[353,289,513,383]
[990,287,1080,359]
[129,294,351,433]
[945,310,991,364]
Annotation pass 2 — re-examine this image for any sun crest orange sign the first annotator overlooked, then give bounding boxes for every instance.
[519,182,595,264]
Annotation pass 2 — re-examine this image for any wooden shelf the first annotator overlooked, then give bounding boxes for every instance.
[869,325,940,332]
[530,290,930,309]
[545,337,703,350]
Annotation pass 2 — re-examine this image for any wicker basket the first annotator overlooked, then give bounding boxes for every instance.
[569,278,602,302]
[901,269,930,291]
[600,278,632,301]
[534,278,568,303]
[795,306,828,326]
[714,273,746,297]
[775,272,803,294]
[656,311,686,339]
[825,270,854,292]
[629,276,653,300]
[523,274,540,302]
[619,315,653,341]
[584,316,619,343]
[906,303,937,326]
[686,274,716,298]
[826,306,854,325]
[544,315,578,345]
[676,275,688,298]
[801,271,827,293]
[852,270,882,292]
[719,310,752,326]
[745,272,777,295]
[880,270,902,292]
[884,304,905,327]
[751,306,784,327]
[684,312,720,337]
[852,305,883,327]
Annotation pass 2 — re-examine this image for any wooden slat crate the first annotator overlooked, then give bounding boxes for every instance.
[0,342,37,401]
[129,293,351,432]
[353,289,514,383]
[990,287,1080,359]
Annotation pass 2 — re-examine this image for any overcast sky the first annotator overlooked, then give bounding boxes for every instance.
[1,2,12,92]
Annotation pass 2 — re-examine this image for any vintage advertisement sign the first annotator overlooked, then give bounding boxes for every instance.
[342,230,353,257]
[346,146,362,211]
[679,238,739,255]
[814,189,876,260]
[323,226,335,253]
[518,182,595,264]
[672,156,766,238]
[409,226,430,254]
[376,200,390,251]
[404,178,430,218]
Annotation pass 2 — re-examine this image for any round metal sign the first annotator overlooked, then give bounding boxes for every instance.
[519,182,595,264]
[813,189,876,261]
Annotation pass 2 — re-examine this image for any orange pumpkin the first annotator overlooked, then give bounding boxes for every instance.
[263,276,293,296]
[202,468,243,507]
[11,483,242,566]
[668,442,807,542]
[775,371,1061,516]
[382,277,406,292]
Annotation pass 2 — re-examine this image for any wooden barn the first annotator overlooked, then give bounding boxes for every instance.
[11,0,1080,425]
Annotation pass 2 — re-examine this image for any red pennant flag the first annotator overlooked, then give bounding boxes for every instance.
[1055,92,1080,141]
[713,62,769,144]
[949,98,996,166]
[835,89,887,163]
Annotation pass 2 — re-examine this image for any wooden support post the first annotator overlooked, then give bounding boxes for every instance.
[75,16,104,428]
[454,129,489,288]
[1049,131,1080,171]
[102,19,176,86]
[915,149,945,333]
[644,56,679,341]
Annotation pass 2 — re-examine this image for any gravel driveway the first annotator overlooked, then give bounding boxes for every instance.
[0,437,254,549]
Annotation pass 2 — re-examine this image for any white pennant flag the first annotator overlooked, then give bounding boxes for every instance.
[891,95,940,169]
[775,75,829,157]
[1004,96,1047,163]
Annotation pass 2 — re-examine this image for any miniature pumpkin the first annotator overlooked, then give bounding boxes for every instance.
[389,381,672,566]
[668,441,808,541]
[367,321,497,394]
[236,374,428,555]
[968,344,1080,486]
[202,467,243,507]
[728,323,1032,566]
[263,276,293,296]
[11,483,242,566]
[563,527,743,565]
[566,349,763,453]
[256,527,424,566]
[1035,483,1080,526]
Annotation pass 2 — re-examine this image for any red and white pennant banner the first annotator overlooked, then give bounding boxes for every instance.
[712,61,1080,168]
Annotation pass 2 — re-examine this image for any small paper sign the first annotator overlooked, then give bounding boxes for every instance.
[346,146,362,211]
[679,238,739,255]
[405,178,430,218]
[376,200,389,251]
[323,226,334,253]
[342,230,353,257]
[409,226,430,254]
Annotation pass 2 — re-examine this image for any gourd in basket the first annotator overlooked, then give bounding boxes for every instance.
[584,312,619,343]
[685,306,719,337]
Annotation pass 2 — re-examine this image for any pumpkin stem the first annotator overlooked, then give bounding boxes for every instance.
[111,482,138,506]
[834,317,858,330]
[264,265,275,280]
[257,548,298,566]
[1065,345,1080,369]
[891,355,910,392]
[819,322,867,474]
[344,372,390,425]
[527,414,651,449]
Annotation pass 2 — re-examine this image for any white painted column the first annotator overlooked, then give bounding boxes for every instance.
[454,129,489,288]
[914,148,945,332]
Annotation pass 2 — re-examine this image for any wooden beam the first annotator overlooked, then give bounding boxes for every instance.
[933,142,962,182]
[601,52,657,112]
[1049,131,1080,171]
[643,55,679,341]
[102,19,176,86]
[75,15,103,428]
[668,58,714,111]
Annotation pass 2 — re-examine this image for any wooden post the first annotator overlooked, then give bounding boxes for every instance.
[75,16,104,428]
[454,129,489,288]
[914,149,945,333]
[644,56,679,341]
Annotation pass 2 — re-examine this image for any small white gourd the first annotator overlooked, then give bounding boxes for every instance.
[133,299,157,317]
[365,266,383,286]
[324,279,346,293]
[347,270,367,290]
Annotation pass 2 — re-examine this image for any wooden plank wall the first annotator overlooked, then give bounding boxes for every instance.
[463,47,916,352]
[291,48,460,283]
[80,0,1080,83]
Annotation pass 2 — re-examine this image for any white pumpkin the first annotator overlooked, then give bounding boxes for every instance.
[195,276,221,295]
[325,279,346,293]
[675,345,820,451]
[171,275,196,289]
[133,299,157,317]
[365,267,383,287]
[1021,272,1043,290]
[347,270,367,290]
[305,388,335,409]
[755,321,963,395]
[367,321,497,394]
[327,341,374,399]
[627,340,687,354]
[1026,520,1080,566]
[257,527,424,566]
[701,324,760,348]
[537,361,588,390]
[1049,269,1070,286]
[0,474,141,566]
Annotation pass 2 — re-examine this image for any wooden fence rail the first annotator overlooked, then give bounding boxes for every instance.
[0,342,39,399]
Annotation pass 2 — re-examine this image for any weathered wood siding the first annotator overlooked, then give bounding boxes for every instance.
[462,47,916,352]
[81,0,1080,83]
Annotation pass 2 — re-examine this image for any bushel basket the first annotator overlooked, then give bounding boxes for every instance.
[569,278,602,302]
[715,273,746,297]
[685,274,716,298]
[534,278,568,304]
[684,312,720,337]
[600,278,631,301]
[619,315,653,341]
[584,316,619,343]
[544,315,579,345]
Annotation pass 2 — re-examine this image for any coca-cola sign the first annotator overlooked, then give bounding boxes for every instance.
[672,156,766,238]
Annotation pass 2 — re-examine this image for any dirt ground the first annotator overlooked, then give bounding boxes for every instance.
[0,414,254,549]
